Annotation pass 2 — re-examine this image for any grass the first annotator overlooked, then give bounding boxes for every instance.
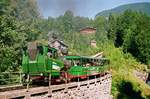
[99,42,150,98]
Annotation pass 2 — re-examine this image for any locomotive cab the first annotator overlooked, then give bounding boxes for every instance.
[22,42,47,75]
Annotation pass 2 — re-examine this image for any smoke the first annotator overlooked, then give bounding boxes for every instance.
[37,0,74,17]
[37,0,88,18]
[58,0,76,13]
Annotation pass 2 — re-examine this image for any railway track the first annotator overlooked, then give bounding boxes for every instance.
[0,85,26,92]
[0,73,112,99]
[0,84,41,92]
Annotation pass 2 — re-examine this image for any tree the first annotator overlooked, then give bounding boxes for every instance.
[9,0,40,20]
[135,14,150,65]
[107,14,117,42]
[0,16,26,72]
[0,0,42,73]
[94,16,108,43]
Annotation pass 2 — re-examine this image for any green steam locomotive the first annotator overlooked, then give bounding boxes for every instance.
[22,42,110,84]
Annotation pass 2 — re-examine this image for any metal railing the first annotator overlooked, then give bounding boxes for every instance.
[0,72,22,86]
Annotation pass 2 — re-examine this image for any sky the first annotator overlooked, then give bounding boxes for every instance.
[37,0,150,19]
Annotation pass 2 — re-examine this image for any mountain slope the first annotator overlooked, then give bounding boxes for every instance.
[96,2,150,17]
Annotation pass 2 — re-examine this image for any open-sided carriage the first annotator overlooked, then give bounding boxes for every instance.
[63,55,110,81]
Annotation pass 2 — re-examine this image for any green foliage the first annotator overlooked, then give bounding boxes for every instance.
[0,0,41,73]
[94,16,108,43]
[135,15,150,65]
[107,14,117,41]
[107,10,150,66]
[117,80,144,99]
[122,11,150,66]
[99,43,149,98]
[103,11,150,96]
[0,16,27,72]
[0,0,10,15]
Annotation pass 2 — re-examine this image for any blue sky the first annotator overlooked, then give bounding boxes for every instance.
[37,0,150,19]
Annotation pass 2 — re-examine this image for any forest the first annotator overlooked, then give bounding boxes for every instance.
[0,0,150,98]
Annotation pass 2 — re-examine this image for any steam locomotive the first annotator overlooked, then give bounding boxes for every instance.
[22,42,109,84]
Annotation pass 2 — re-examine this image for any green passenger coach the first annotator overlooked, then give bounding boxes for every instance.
[63,55,110,80]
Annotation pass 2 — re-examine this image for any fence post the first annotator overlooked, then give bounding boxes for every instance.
[20,72,22,84]
[64,71,68,93]
[77,73,80,90]
[87,74,90,88]
[95,75,97,86]
[26,74,30,92]
[48,73,52,97]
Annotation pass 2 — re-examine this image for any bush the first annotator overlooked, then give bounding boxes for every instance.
[117,80,144,99]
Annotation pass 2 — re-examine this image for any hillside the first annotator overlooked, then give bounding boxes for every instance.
[96,2,150,17]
